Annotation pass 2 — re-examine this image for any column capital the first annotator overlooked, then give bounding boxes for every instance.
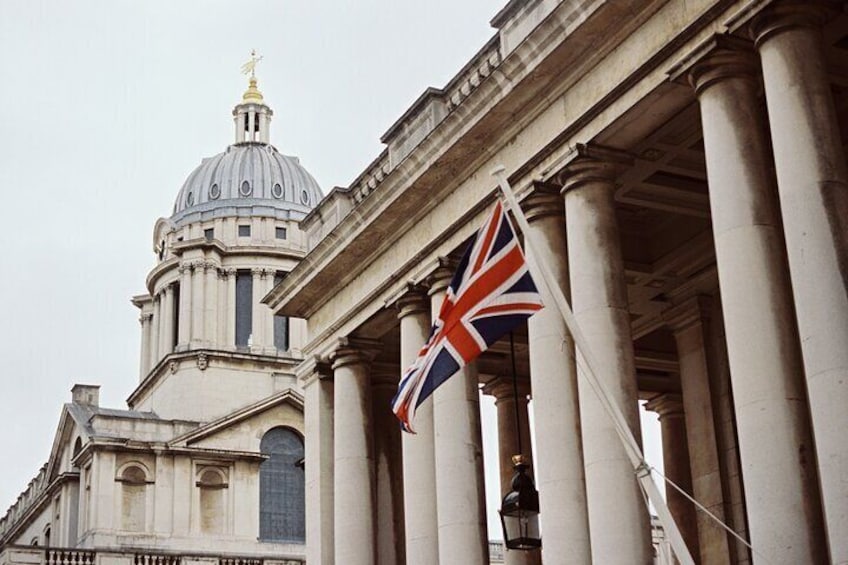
[481,375,531,401]
[329,336,382,370]
[251,267,264,277]
[555,143,633,195]
[395,284,430,319]
[520,182,564,223]
[139,313,154,324]
[177,262,193,275]
[662,295,712,332]
[427,256,457,296]
[750,1,834,47]
[669,34,759,96]
[645,393,685,420]
[371,362,399,388]
[296,354,334,387]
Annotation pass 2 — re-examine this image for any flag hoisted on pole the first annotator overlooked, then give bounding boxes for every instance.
[391,200,544,433]
[490,164,697,565]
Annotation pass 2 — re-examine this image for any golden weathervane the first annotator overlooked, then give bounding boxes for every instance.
[240,49,263,79]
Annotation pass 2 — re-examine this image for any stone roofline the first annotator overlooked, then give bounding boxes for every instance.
[300,0,559,243]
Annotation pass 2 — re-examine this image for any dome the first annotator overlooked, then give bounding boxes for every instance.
[169,72,323,227]
[171,142,323,226]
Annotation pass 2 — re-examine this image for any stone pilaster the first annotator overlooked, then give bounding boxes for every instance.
[560,144,652,564]
[226,268,237,347]
[687,37,825,563]
[177,263,193,350]
[251,268,265,350]
[396,284,439,565]
[751,5,848,560]
[139,312,153,378]
[644,393,699,561]
[204,262,218,348]
[299,357,335,565]
[430,261,488,565]
[520,185,590,564]
[191,260,206,347]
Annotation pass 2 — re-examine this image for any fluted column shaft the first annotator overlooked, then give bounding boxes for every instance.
[689,42,825,563]
[397,288,439,565]
[333,344,377,565]
[521,189,590,564]
[562,149,652,565]
[753,6,848,560]
[645,394,699,560]
[431,265,488,565]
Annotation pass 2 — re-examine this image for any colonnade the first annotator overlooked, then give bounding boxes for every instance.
[139,261,285,377]
[300,3,846,564]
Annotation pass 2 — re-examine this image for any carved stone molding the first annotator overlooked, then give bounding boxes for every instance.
[750,1,833,47]
[555,143,633,195]
[521,182,564,223]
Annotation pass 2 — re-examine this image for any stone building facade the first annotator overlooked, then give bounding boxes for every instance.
[0,79,316,565]
[264,1,848,564]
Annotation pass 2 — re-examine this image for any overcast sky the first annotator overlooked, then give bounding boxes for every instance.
[0,0,662,539]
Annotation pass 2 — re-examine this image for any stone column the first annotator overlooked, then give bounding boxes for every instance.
[162,284,175,355]
[216,270,228,346]
[482,377,540,565]
[561,145,652,564]
[149,294,161,367]
[752,6,848,560]
[688,39,825,563]
[521,186,591,564]
[331,339,379,565]
[299,358,335,565]
[663,297,730,565]
[191,261,205,347]
[139,312,153,378]
[226,268,237,347]
[156,292,166,361]
[397,286,439,565]
[431,262,488,564]
[204,263,218,348]
[371,364,405,565]
[177,263,193,350]
[266,270,276,351]
[645,394,699,560]
[251,268,265,350]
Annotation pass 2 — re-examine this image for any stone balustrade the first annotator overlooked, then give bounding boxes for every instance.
[0,547,303,565]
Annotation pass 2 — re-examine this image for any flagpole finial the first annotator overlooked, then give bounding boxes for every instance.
[490,164,507,178]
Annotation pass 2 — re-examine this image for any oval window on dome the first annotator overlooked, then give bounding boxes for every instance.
[240,180,252,196]
[186,191,195,206]
[300,190,310,205]
[272,183,283,199]
[209,183,220,200]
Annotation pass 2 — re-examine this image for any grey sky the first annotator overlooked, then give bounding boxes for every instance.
[0,0,663,538]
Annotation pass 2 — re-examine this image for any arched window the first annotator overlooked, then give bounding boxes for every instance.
[259,427,304,542]
[118,464,148,531]
[197,468,227,534]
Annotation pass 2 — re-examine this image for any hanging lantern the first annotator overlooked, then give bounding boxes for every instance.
[498,454,542,550]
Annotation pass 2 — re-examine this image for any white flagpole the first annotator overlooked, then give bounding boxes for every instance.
[491,165,696,565]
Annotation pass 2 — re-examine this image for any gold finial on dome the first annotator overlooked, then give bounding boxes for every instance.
[240,49,264,103]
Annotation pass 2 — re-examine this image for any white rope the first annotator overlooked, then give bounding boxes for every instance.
[649,465,773,564]
[492,167,696,565]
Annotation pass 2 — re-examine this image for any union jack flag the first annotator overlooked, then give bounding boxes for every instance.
[392,200,544,433]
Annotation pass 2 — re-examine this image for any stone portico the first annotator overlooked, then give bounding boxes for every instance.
[267,1,848,564]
